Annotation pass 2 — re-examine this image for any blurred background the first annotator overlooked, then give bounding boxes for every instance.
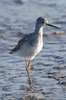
[0,0,66,99]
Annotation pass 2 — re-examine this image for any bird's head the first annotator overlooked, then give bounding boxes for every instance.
[36,17,60,29]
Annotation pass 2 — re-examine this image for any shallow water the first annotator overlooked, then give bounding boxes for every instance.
[0,0,66,99]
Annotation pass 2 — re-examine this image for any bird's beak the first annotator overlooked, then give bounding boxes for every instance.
[46,23,60,29]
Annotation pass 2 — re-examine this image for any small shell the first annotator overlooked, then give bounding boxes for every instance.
[52,31,64,35]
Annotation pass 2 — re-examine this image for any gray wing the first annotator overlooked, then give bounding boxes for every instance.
[9,32,37,54]
[9,35,27,54]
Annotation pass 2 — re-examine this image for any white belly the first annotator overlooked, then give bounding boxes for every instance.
[35,38,43,55]
[17,38,43,60]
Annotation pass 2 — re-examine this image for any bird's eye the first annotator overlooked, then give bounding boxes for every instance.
[42,21,44,24]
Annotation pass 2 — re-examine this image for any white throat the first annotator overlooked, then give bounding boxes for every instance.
[35,26,44,37]
[38,27,43,37]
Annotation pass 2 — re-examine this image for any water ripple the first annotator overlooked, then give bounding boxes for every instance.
[0,0,66,99]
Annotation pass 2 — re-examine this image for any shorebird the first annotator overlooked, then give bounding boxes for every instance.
[9,17,59,82]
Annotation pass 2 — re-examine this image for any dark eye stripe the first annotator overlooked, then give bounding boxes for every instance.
[42,21,44,23]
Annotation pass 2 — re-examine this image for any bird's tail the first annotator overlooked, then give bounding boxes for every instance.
[9,51,14,54]
[9,45,18,54]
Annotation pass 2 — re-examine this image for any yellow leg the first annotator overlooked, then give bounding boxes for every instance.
[26,61,30,80]
[25,59,31,84]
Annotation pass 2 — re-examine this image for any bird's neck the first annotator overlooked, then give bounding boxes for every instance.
[35,26,44,37]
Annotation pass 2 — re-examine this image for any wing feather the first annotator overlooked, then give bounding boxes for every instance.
[9,36,26,54]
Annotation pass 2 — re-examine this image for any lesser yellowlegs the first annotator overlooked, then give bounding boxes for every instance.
[9,17,59,82]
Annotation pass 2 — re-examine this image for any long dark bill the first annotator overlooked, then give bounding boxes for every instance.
[46,23,60,29]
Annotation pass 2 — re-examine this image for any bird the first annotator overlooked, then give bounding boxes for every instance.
[9,17,59,83]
